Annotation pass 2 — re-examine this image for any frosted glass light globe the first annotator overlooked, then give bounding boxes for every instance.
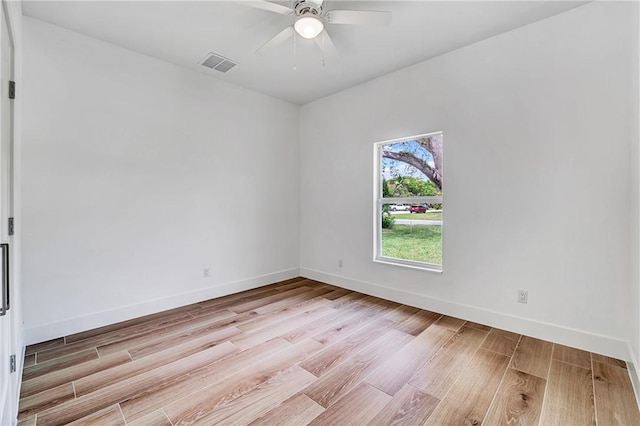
[294,15,324,39]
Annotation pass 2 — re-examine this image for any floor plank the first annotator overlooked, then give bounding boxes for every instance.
[191,366,317,425]
[21,351,131,398]
[367,383,440,425]
[592,352,627,369]
[538,360,595,425]
[364,324,454,396]
[66,404,125,426]
[162,339,323,425]
[23,354,36,368]
[510,336,553,379]
[434,315,466,331]
[39,308,203,362]
[16,416,35,426]
[465,321,492,331]
[300,318,396,377]
[125,322,241,360]
[22,349,99,382]
[96,309,236,356]
[383,304,420,322]
[321,288,351,301]
[126,409,173,426]
[230,286,315,313]
[33,309,226,363]
[593,360,640,425]
[237,297,331,334]
[25,338,65,356]
[483,368,546,426]
[279,300,372,344]
[304,329,413,407]
[552,343,591,369]
[18,383,75,420]
[408,325,488,398]
[424,348,510,425]
[249,393,324,426]
[119,338,292,422]
[193,287,283,312]
[231,305,336,350]
[393,309,441,336]
[253,287,333,315]
[311,301,390,346]
[75,331,239,397]
[328,291,367,309]
[36,342,238,425]
[481,328,521,356]
[307,382,391,426]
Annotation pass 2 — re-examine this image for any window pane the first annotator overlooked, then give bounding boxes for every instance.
[381,136,442,198]
[381,203,443,265]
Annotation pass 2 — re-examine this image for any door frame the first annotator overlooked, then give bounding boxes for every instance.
[0,1,19,424]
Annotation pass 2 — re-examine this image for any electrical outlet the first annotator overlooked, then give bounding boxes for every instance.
[203,267,210,278]
[518,290,528,304]
[338,259,343,268]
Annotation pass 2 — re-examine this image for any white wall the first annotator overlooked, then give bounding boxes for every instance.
[22,17,300,344]
[300,2,636,359]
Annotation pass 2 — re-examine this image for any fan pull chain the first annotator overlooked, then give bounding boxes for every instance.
[321,32,326,67]
[291,0,298,71]
[293,31,297,71]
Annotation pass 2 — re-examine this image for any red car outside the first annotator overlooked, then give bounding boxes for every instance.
[409,205,427,213]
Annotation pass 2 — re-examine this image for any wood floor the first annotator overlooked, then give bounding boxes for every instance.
[18,277,640,426]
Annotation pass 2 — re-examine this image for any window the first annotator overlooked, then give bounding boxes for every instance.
[374,132,443,271]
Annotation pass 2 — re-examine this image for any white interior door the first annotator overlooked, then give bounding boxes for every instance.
[0,1,16,424]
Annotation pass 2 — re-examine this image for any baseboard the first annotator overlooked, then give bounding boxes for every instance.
[300,267,629,360]
[628,343,640,410]
[24,267,300,345]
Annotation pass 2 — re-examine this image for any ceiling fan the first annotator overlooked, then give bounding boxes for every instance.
[243,0,392,64]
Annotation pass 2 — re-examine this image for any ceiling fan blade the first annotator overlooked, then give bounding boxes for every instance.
[256,26,295,54]
[325,10,392,26]
[315,31,340,65]
[239,1,295,16]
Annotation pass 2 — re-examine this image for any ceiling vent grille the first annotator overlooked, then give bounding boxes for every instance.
[199,52,237,73]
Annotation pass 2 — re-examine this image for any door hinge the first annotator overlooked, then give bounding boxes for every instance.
[9,354,15,373]
[8,81,15,99]
[8,217,13,236]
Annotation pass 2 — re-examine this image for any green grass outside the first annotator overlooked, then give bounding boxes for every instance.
[382,224,442,265]
[392,212,442,220]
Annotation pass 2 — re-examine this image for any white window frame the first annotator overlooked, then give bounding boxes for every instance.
[373,131,443,272]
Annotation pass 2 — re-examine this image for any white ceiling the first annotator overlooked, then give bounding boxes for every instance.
[23,1,587,105]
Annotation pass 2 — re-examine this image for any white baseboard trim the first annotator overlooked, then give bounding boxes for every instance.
[628,343,640,410]
[300,267,629,360]
[24,268,300,345]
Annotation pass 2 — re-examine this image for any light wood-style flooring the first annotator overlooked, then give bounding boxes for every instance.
[18,277,640,425]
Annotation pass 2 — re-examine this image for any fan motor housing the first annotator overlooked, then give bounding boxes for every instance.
[295,1,322,16]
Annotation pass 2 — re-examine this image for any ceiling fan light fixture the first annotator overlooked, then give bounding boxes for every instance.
[294,14,324,39]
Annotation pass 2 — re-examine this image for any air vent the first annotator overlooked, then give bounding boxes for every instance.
[199,52,237,73]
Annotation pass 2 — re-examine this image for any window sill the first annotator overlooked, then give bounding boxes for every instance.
[374,257,443,273]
